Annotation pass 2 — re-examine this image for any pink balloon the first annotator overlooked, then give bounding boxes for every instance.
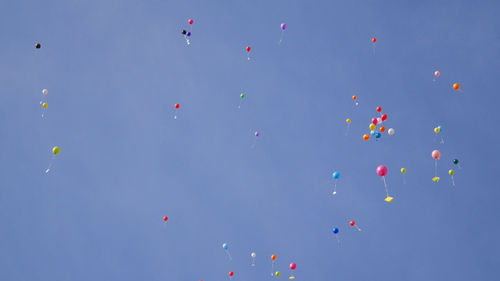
[376,165,388,177]
[432,150,441,159]
[289,262,297,270]
[372,118,378,125]
[188,19,194,25]
[377,117,382,124]
[434,71,440,77]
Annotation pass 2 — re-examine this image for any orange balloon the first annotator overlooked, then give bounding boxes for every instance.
[271,254,277,260]
[352,95,357,100]
[380,126,386,133]
[453,83,460,90]
[363,134,369,140]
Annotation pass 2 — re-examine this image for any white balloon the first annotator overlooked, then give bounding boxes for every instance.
[388,128,395,135]
[42,89,48,95]
[251,252,256,258]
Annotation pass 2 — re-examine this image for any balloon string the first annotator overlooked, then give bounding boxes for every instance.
[271,260,275,276]
[173,109,179,120]
[251,138,257,149]
[333,181,337,195]
[402,174,406,185]
[279,30,284,44]
[355,225,362,231]
[383,176,389,197]
[335,235,341,247]
[345,123,350,136]
[458,164,462,169]
[237,99,243,109]
[451,175,455,187]
[41,107,46,118]
[435,159,438,177]
[440,136,445,144]
[45,155,55,174]
[251,258,255,267]
[225,250,232,261]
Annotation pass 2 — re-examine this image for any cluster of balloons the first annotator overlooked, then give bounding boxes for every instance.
[181,19,194,45]
[40,89,49,117]
[434,125,444,143]
[363,106,394,141]
[45,146,61,174]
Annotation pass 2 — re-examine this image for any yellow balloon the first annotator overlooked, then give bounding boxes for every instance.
[42,102,48,108]
[346,118,351,124]
[432,176,440,182]
[449,169,455,175]
[400,168,406,173]
[275,271,280,277]
[434,127,440,133]
[369,123,376,130]
[52,146,60,155]
[289,277,295,280]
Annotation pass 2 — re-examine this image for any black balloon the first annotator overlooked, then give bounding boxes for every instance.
[181,29,187,35]
[35,43,41,49]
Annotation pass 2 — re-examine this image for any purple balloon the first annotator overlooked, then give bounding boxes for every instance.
[254,131,260,137]
[281,23,287,30]
[186,32,191,37]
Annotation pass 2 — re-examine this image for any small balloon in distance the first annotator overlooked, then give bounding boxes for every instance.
[371,37,377,43]
[42,102,48,108]
[52,146,61,155]
[271,254,277,260]
[432,150,441,159]
[453,83,460,90]
[246,46,251,52]
[434,71,440,77]
[174,104,180,109]
[363,134,370,140]
[188,19,194,24]
[35,43,41,49]
[163,216,168,221]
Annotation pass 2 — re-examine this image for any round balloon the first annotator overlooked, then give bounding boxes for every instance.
[349,220,355,226]
[35,43,41,49]
[281,23,287,30]
[381,114,387,121]
[449,169,455,175]
[369,123,376,131]
[229,272,234,277]
[188,19,194,24]
[434,127,440,133]
[453,83,460,90]
[431,150,441,159]
[251,252,256,258]
[372,37,377,43]
[332,172,340,179]
[246,46,251,52]
[240,93,246,99]
[352,95,357,100]
[163,216,168,221]
[363,134,369,140]
[332,227,339,234]
[276,271,281,277]
[175,104,180,109]
[434,71,440,77]
[271,254,277,260]
[380,126,386,133]
[453,159,459,165]
[346,118,351,124]
[222,243,228,250]
[387,128,395,135]
[400,168,406,173]
[42,102,48,108]
[42,89,48,95]
[254,131,260,137]
[375,132,381,138]
[289,263,296,270]
[376,106,382,112]
[52,146,60,155]
[372,118,378,125]
[376,165,388,176]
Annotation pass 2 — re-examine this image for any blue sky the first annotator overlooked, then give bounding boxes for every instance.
[1,0,499,280]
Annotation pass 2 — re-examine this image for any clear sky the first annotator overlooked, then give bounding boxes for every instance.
[1,0,499,280]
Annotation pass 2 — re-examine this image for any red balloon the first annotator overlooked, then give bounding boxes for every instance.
[349,220,355,226]
[188,19,194,25]
[163,216,168,221]
[376,106,382,112]
[229,271,234,277]
[175,104,180,109]
[246,46,251,52]
[381,114,387,121]
[372,37,377,43]
[372,118,378,125]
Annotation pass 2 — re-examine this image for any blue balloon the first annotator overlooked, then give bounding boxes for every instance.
[332,172,340,179]
[187,32,192,37]
[332,227,339,234]
[438,125,442,131]
[375,132,381,138]
[370,130,376,136]
[222,243,228,250]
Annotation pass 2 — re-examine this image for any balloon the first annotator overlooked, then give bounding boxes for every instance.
[432,150,441,159]
[380,126,386,132]
[438,125,442,131]
[388,128,395,135]
[346,118,351,124]
[434,127,440,133]
[453,83,460,90]
[271,254,277,260]
[229,272,234,277]
[349,220,355,226]
[246,46,251,52]
[52,146,60,155]
[376,106,382,112]
[363,134,370,140]
[175,103,180,109]
[254,131,260,137]
[372,37,377,43]
[352,95,357,100]
[369,123,376,131]
[240,93,246,99]
[453,159,459,165]
[289,277,295,280]
[449,169,455,175]
[281,23,287,30]
[222,243,228,250]
[181,29,187,35]
[42,102,48,108]
[434,71,440,77]
[432,177,440,182]
[188,19,194,25]
[251,252,256,258]
[35,43,41,49]
[400,168,406,173]
[372,118,378,125]
[332,227,339,234]
[163,216,168,221]
[376,165,388,176]
[377,117,382,124]
[375,132,381,138]
[289,263,297,270]
[275,271,281,277]
[370,130,376,136]
[332,171,340,179]
[186,32,191,37]
[42,89,48,95]
[381,114,387,121]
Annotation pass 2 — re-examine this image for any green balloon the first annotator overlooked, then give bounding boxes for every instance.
[453,159,459,165]
[52,146,60,155]
[240,93,246,99]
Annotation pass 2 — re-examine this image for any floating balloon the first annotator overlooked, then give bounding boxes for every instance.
[222,243,232,260]
[42,89,48,95]
[449,169,456,187]
[372,37,377,43]
[432,150,441,182]
[290,263,296,270]
[372,118,378,125]
[332,171,340,195]
[376,106,382,112]
[453,158,462,169]
[163,216,168,222]
[349,220,362,231]
[370,130,376,136]
[363,134,370,140]
[181,29,187,35]
[45,146,61,174]
[279,23,287,44]
[281,23,287,30]
[42,102,48,108]
[229,271,234,277]
[35,43,41,49]
[186,32,191,37]
[435,71,440,77]
[276,271,281,277]
[400,168,406,173]
[376,165,392,202]
[375,132,381,139]
[387,128,395,135]
[251,252,256,266]
[453,83,460,91]
[238,93,246,108]
[188,19,194,25]
[377,117,382,124]
[246,46,252,60]
[173,104,180,119]
[400,168,407,184]
[345,118,351,136]
[434,127,440,133]
[346,118,351,124]
[380,126,386,133]
[369,123,376,131]
[381,114,387,121]
[332,227,340,246]
[270,254,277,276]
